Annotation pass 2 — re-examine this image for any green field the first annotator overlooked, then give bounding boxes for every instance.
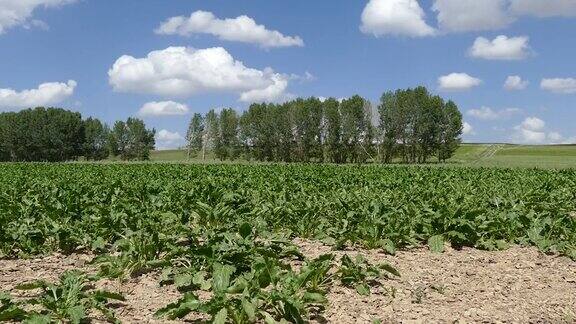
[1,162,575,322]
[450,144,576,168]
[151,144,576,169]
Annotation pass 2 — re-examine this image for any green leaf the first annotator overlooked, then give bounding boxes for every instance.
[15,281,47,290]
[303,292,327,304]
[212,264,236,294]
[355,283,371,296]
[495,240,509,251]
[227,278,248,294]
[0,307,28,321]
[428,235,445,253]
[260,311,277,324]
[155,293,200,319]
[174,273,192,288]
[379,263,401,277]
[67,305,86,324]
[379,239,396,255]
[239,222,252,238]
[213,308,228,324]
[23,314,51,324]
[91,236,106,251]
[242,299,256,321]
[283,300,304,324]
[92,290,126,302]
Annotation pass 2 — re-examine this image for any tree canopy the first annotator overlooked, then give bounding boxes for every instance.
[0,108,156,162]
[186,86,463,164]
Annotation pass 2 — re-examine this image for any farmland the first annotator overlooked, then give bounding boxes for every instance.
[1,163,575,322]
[150,144,576,169]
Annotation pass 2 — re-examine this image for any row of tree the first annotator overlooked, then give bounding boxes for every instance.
[0,107,156,162]
[187,87,463,164]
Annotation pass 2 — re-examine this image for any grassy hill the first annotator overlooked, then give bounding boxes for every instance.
[150,144,576,169]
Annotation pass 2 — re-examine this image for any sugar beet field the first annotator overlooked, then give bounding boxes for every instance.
[1,164,576,323]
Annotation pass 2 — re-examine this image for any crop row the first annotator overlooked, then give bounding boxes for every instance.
[0,164,575,322]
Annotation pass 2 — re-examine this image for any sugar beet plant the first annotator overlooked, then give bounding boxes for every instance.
[0,163,575,322]
[0,271,124,323]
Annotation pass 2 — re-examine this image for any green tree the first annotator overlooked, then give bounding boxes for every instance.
[204,109,220,159]
[377,87,462,164]
[215,108,240,161]
[438,100,463,162]
[0,107,84,162]
[341,95,368,163]
[83,117,110,161]
[109,118,155,160]
[322,98,343,163]
[186,113,204,159]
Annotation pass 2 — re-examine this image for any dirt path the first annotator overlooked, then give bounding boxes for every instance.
[1,243,575,323]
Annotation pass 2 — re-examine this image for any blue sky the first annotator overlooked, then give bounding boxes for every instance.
[0,0,575,148]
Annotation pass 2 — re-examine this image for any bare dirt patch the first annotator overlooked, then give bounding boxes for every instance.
[1,243,575,323]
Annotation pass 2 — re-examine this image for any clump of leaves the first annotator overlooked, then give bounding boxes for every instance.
[337,254,400,296]
[0,292,27,322]
[156,254,335,324]
[93,230,169,279]
[0,271,124,324]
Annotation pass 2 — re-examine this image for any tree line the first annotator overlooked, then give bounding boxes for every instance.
[187,87,463,164]
[0,107,156,162]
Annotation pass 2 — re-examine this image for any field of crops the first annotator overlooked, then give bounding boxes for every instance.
[1,164,576,323]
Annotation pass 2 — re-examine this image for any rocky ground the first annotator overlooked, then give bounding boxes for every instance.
[1,241,575,323]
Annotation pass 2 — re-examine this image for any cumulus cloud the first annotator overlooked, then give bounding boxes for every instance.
[0,80,76,110]
[138,101,189,117]
[360,0,436,37]
[0,0,76,34]
[157,129,184,142]
[510,0,576,18]
[510,117,574,144]
[108,47,291,103]
[362,0,576,38]
[468,35,530,60]
[462,122,475,135]
[432,0,514,33]
[239,74,292,103]
[155,129,185,150]
[511,117,575,144]
[512,117,547,143]
[438,73,482,91]
[519,117,545,132]
[540,78,576,94]
[155,10,303,48]
[467,106,522,120]
[504,75,529,90]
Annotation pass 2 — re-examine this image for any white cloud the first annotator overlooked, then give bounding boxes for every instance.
[469,35,530,60]
[438,73,482,91]
[155,10,303,48]
[138,101,189,117]
[520,117,545,131]
[504,75,529,90]
[155,129,185,150]
[510,0,576,18]
[512,117,546,143]
[239,73,292,103]
[463,121,474,135]
[540,78,576,94]
[157,129,184,142]
[0,0,76,34]
[511,117,572,144]
[0,80,76,110]
[360,0,436,37]
[547,132,563,142]
[432,0,514,33]
[467,106,522,120]
[108,46,291,102]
